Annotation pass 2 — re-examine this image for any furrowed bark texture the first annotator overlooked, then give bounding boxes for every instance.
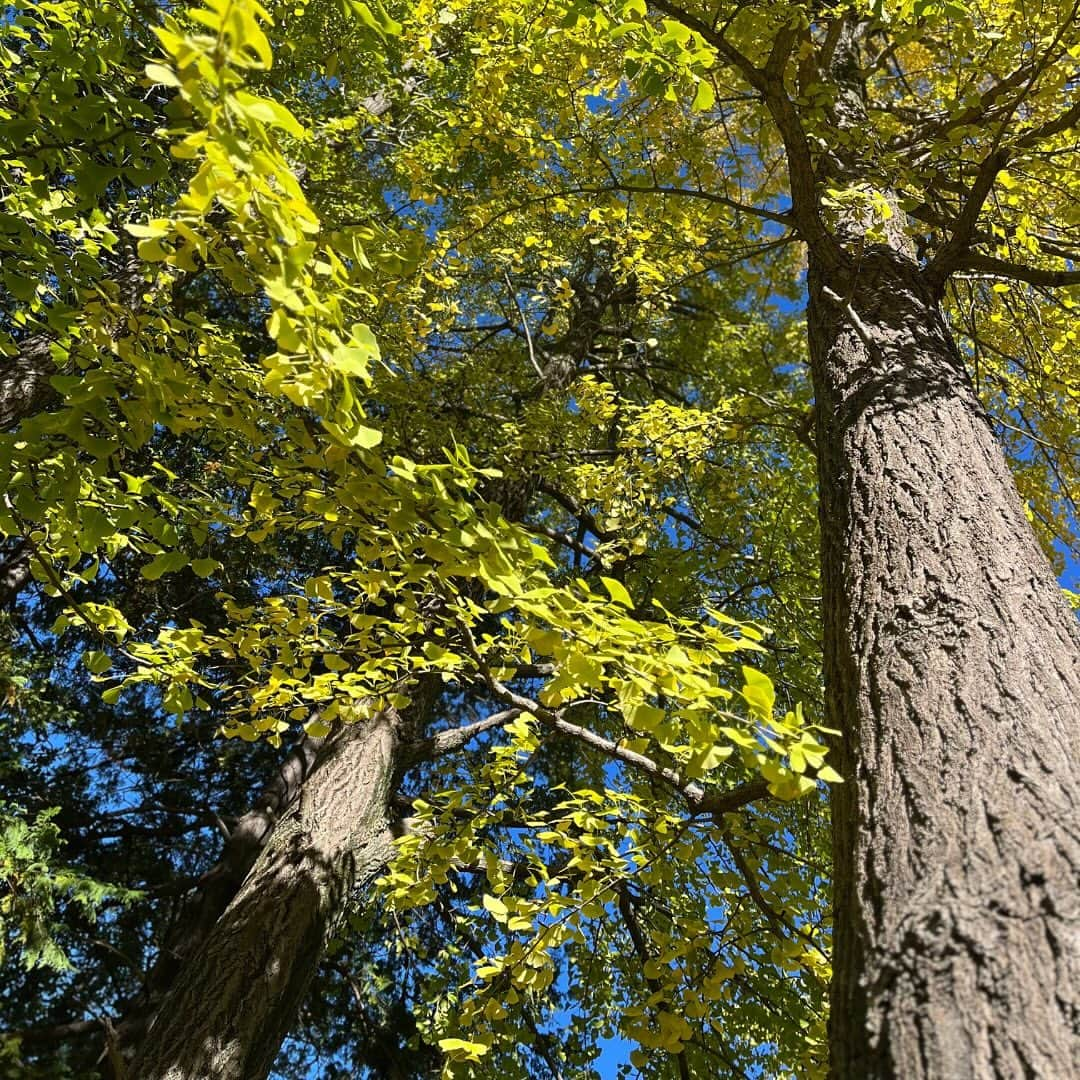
[808,244,1080,1078]
[0,334,55,432]
[0,540,32,607]
[110,734,325,1060]
[129,712,402,1080]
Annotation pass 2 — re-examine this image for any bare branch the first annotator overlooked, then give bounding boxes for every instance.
[928,0,1080,285]
[959,252,1080,289]
[927,147,1011,284]
[503,272,544,379]
[4,1017,103,1045]
[570,182,793,226]
[616,882,692,1080]
[424,707,522,758]
[1014,96,1080,149]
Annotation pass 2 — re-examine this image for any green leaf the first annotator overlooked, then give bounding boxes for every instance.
[342,0,402,37]
[661,18,692,45]
[626,701,666,732]
[141,551,190,580]
[740,665,775,719]
[600,576,633,608]
[144,62,180,87]
[482,894,509,921]
[162,682,193,716]
[692,79,715,112]
[81,650,111,675]
[437,1038,490,1062]
[346,422,383,449]
[331,344,376,378]
[233,91,306,139]
[816,764,844,784]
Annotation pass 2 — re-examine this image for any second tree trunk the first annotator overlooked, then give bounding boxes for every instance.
[808,245,1080,1078]
[129,712,402,1080]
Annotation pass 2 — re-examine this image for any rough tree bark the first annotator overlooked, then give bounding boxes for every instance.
[0,334,56,433]
[0,249,147,433]
[128,707,408,1080]
[724,12,1080,1073]
[115,260,649,1076]
[807,238,1080,1077]
[0,540,32,608]
[109,733,326,1060]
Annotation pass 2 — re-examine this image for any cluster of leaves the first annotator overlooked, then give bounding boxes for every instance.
[0,0,833,1076]
[0,803,129,973]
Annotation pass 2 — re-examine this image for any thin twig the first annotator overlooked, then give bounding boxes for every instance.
[504,271,544,378]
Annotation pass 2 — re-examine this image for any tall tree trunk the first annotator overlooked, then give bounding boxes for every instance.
[807,240,1080,1077]
[110,733,326,1060]
[128,709,405,1080]
[0,251,146,433]
[0,540,32,608]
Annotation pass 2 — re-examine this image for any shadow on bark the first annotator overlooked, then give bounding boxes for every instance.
[128,713,402,1080]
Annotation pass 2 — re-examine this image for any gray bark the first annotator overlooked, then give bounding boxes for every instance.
[0,334,56,432]
[0,249,146,433]
[0,540,32,607]
[808,242,1080,1078]
[129,710,404,1080]
[111,734,325,1058]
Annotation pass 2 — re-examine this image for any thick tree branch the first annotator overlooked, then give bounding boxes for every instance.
[719,830,826,993]
[888,63,1034,151]
[109,730,327,1052]
[0,541,33,607]
[928,0,1080,285]
[4,1017,103,1045]
[571,181,793,226]
[927,147,1011,284]
[615,882,691,1080]
[419,707,522,758]
[452,609,771,819]
[535,479,616,541]
[958,252,1080,289]
[0,334,58,432]
[1013,90,1080,150]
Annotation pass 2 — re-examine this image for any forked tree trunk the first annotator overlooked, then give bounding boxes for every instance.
[807,241,1080,1077]
[128,711,404,1080]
